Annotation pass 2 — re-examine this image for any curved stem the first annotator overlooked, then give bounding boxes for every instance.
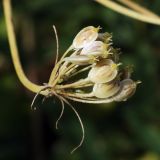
[59,96,85,154]
[55,98,65,129]
[95,0,160,25]
[2,0,47,95]
[118,0,160,19]
[53,25,59,65]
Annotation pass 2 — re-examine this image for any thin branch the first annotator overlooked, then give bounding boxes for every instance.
[95,0,160,25]
[60,96,85,154]
[55,98,65,129]
[53,25,59,65]
[2,0,47,95]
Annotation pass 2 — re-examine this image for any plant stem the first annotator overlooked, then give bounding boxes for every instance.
[118,0,160,19]
[57,78,91,89]
[64,96,114,104]
[2,0,47,95]
[95,0,160,25]
[48,45,73,85]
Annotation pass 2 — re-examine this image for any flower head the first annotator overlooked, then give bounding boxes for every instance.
[32,26,141,154]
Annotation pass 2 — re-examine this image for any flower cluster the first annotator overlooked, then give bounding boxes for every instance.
[51,26,140,103]
[37,26,140,154]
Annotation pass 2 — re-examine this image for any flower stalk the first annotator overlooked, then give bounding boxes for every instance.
[2,0,48,95]
[95,0,160,25]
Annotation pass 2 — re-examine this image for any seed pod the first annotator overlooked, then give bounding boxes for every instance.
[88,59,119,83]
[64,55,96,65]
[93,81,120,98]
[80,41,109,58]
[114,79,137,101]
[73,26,100,49]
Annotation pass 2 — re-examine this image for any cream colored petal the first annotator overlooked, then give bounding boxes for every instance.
[88,59,118,83]
[73,26,99,49]
[93,82,120,98]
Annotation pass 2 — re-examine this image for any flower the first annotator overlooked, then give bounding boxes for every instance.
[73,26,100,49]
[93,81,120,98]
[80,40,109,58]
[114,79,138,101]
[88,59,119,83]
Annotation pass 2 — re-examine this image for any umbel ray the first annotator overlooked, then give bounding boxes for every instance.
[29,26,141,153]
[2,0,142,154]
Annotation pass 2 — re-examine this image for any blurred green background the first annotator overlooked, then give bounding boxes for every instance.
[0,0,160,160]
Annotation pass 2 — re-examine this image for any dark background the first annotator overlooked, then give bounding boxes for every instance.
[0,0,160,159]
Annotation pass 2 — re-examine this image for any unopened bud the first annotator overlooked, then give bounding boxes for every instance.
[93,81,120,98]
[73,26,100,49]
[114,79,139,101]
[80,41,109,58]
[88,59,119,83]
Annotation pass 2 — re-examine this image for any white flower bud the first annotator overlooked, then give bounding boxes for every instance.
[64,55,96,65]
[73,26,100,49]
[93,81,120,98]
[80,41,109,58]
[88,59,119,83]
[114,79,139,101]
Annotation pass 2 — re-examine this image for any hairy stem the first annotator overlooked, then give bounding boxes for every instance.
[2,0,47,95]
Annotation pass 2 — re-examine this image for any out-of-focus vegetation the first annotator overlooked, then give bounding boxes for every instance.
[0,0,160,159]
